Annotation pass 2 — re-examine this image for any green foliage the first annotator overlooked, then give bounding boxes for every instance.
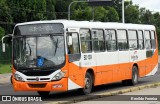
[0,64,11,74]
[46,0,56,20]
[0,27,5,39]
[94,7,108,22]
[106,6,119,22]
[125,5,140,23]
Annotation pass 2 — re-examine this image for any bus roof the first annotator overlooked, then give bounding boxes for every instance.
[16,20,155,30]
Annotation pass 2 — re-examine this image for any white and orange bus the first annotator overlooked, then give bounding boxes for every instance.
[2,20,158,96]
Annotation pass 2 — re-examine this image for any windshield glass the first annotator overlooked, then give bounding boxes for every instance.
[13,35,65,69]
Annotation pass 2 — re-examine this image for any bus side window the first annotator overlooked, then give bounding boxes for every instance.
[80,29,92,53]
[151,31,156,49]
[128,30,138,50]
[92,29,105,52]
[105,29,117,51]
[117,30,128,51]
[138,30,144,50]
[145,30,152,49]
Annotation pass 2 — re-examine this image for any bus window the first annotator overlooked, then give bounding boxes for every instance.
[105,29,117,51]
[92,29,105,52]
[128,30,138,50]
[80,29,92,53]
[138,30,144,50]
[67,33,80,54]
[151,31,156,49]
[117,30,128,50]
[145,31,152,49]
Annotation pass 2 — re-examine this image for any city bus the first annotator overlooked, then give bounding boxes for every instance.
[2,20,158,96]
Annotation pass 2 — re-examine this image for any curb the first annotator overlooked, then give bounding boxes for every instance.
[46,82,160,104]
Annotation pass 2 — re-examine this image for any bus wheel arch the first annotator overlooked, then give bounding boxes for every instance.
[86,69,95,86]
[122,64,139,86]
[81,69,94,95]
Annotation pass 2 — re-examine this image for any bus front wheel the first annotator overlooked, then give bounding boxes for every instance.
[81,72,93,95]
[37,91,50,97]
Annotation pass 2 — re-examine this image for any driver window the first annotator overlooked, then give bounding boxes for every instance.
[67,33,80,54]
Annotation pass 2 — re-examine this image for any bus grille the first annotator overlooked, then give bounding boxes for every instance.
[28,84,46,88]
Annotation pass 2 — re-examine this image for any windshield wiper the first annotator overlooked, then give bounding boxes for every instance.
[54,38,59,56]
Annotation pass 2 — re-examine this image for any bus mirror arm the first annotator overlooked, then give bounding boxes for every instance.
[68,36,72,46]
[2,34,13,52]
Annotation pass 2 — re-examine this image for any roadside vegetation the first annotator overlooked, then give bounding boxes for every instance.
[0,64,11,74]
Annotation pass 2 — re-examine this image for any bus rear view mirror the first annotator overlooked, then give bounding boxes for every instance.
[2,43,5,52]
[68,36,72,46]
[1,34,13,52]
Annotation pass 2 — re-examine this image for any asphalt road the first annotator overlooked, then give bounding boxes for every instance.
[0,64,160,104]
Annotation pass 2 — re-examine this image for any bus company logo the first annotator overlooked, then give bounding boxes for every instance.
[131,51,138,61]
[36,77,40,81]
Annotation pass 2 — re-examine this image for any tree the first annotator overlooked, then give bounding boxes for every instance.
[55,0,73,19]
[105,6,119,22]
[139,8,154,24]
[0,0,13,34]
[0,27,5,39]
[46,0,56,20]
[34,0,47,20]
[94,7,108,22]
[125,5,140,23]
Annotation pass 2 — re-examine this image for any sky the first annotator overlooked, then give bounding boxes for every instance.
[132,0,160,12]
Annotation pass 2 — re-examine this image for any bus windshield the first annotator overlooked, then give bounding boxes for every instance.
[13,24,65,70]
[13,36,65,69]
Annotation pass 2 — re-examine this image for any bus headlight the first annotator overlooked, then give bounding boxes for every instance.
[52,71,65,81]
[14,73,24,81]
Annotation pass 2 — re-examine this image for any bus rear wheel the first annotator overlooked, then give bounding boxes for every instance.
[129,66,138,85]
[81,72,93,95]
[37,91,50,97]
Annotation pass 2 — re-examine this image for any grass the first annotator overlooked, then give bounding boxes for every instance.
[159,50,160,55]
[0,64,11,74]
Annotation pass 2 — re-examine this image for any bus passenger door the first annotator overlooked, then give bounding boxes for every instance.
[67,32,82,90]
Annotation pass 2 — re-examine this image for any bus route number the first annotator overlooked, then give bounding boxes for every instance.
[84,55,92,60]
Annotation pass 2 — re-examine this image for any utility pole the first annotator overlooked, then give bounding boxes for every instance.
[122,0,125,23]
[68,1,88,20]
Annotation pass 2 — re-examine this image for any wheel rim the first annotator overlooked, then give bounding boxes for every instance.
[133,71,138,83]
[85,77,91,89]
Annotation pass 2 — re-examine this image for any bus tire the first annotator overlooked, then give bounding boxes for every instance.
[81,72,93,95]
[37,91,50,97]
[129,66,138,85]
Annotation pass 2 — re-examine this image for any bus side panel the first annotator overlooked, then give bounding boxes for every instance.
[68,61,84,90]
[94,52,118,85]
[145,49,158,76]
[118,51,130,80]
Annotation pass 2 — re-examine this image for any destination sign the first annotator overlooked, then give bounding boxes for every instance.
[14,23,64,36]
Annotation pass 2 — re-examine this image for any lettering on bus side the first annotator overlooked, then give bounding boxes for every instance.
[84,55,92,60]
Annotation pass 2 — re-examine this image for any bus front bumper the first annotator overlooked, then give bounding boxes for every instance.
[12,78,68,91]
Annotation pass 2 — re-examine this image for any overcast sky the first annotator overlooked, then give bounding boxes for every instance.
[132,0,160,12]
